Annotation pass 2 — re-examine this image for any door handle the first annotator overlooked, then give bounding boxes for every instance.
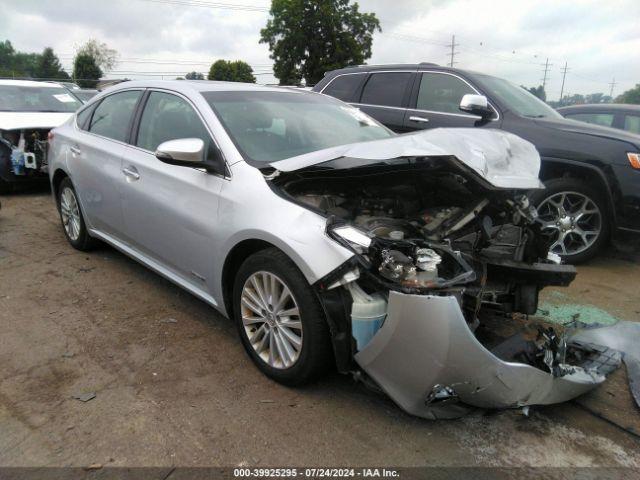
[70,146,81,155]
[409,116,430,123]
[122,166,140,181]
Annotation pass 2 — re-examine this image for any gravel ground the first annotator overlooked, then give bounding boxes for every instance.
[1,189,639,469]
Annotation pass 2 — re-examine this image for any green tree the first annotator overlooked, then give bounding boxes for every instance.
[208,60,256,83]
[0,40,16,76]
[75,39,118,71]
[0,40,40,78]
[585,92,609,104]
[73,53,102,88]
[35,47,69,80]
[260,0,380,85]
[558,93,586,107]
[185,71,205,80]
[522,85,546,101]
[616,84,640,104]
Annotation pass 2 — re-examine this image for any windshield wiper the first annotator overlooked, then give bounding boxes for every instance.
[524,114,547,118]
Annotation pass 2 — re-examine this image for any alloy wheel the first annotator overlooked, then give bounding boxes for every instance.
[60,187,81,241]
[536,191,602,256]
[240,271,303,369]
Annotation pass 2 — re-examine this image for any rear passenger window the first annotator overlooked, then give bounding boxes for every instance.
[624,115,640,134]
[360,72,413,108]
[566,113,615,128]
[417,72,475,113]
[89,90,142,142]
[322,74,365,102]
[136,91,215,159]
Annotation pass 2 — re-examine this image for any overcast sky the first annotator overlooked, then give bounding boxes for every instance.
[1,0,638,99]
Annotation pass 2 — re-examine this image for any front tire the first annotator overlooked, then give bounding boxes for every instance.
[57,177,97,251]
[233,248,333,386]
[531,177,609,263]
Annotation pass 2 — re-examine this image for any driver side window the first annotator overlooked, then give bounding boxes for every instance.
[417,72,475,114]
[136,91,214,159]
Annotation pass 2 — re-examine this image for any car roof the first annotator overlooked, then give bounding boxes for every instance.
[103,80,310,96]
[324,62,491,80]
[557,104,640,113]
[0,79,65,88]
[321,63,484,77]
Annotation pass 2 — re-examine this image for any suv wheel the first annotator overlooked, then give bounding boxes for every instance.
[57,177,97,251]
[233,248,332,386]
[531,177,609,263]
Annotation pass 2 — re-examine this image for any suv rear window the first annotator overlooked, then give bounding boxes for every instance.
[360,72,413,108]
[322,74,365,102]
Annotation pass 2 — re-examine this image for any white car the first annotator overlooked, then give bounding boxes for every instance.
[0,79,83,192]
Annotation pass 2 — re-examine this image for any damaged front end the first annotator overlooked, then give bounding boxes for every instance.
[266,129,620,419]
[0,129,50,182]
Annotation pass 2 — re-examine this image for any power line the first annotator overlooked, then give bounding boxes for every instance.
[559,61,570,101]
[136,0,269,12]
[541,58,552,89]
[382,33,448,47]
[446,34,459,67]
[608,77,617,98]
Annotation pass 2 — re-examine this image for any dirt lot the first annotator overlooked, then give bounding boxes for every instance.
[1,189,640,468]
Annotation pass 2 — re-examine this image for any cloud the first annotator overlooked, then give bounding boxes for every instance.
[1,0,637,96]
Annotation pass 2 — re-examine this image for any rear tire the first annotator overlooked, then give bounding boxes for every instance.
[233,248,333,386]
[56,177,97,251]
[531,177,609,264]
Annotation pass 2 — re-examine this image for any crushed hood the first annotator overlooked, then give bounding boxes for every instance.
[269,128,544,190]
[0,112,74,131]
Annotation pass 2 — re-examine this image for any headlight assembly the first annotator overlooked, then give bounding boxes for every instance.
[330,225,372,253]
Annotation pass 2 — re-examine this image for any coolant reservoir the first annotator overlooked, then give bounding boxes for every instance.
[348,283,387,351]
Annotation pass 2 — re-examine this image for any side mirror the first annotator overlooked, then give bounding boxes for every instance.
[155,138,225,175]
[459,94,494,119]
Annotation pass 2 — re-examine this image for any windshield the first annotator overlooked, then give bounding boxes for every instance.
[475,75,561,119]
[203,90,393,163]
[0,85,83,113]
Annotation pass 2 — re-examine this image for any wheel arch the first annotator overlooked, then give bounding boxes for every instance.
[51,168,70,204]
[539,157,617,227]
[221,239,276,319]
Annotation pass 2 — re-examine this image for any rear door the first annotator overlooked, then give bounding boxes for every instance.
[404,71,497,131]
[352,71,416,132]
[119,89,225,289]
[68,89,143,237]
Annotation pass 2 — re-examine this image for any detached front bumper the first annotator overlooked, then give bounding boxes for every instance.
[355,291,618,419]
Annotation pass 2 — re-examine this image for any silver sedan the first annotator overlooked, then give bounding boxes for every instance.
[48,81,618,419]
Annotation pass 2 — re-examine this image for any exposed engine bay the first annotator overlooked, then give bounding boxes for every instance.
[269,154,619,418]
[0,129,50,180]
[278,157,571,313]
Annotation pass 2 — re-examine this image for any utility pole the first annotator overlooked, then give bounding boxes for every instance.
[541,58,552,89]
[559,61,569,103]
[447,34,459,67]
[608,77,617,99]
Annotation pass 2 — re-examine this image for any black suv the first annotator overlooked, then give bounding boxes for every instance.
[313,63,640,263]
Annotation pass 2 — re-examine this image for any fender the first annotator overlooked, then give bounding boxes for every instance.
[540,156,617,227]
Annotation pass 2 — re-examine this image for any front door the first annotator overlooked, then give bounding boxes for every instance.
[404,72,497,131]
[119,90,225,291]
